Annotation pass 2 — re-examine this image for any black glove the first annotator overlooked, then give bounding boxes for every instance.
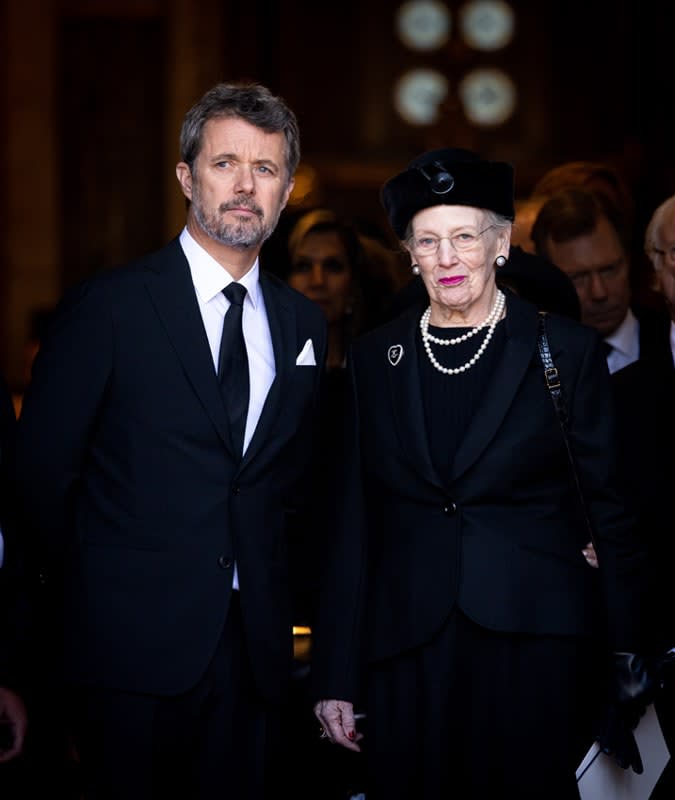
[596,702,644,773]
[595,651,656,774]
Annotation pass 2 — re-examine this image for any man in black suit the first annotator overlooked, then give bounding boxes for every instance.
[612,193,675,798]
[13,81,327,800]
[0,373,27,769]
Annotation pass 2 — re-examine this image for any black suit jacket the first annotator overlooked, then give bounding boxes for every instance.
[634,303,673,364]
[312,290,647,703]
[612,344,675,652]
[0,373,24,690]
[13,238,327,702]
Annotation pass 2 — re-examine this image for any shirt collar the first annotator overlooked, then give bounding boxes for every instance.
[179,227,261,309]
[604,307,639,359]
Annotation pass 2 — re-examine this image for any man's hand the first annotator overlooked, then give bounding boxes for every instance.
[313,698,363,752]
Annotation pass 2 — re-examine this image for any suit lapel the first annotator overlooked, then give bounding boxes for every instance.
[143,239,233,453]
[452,293,539,480]
[240,272,294,467]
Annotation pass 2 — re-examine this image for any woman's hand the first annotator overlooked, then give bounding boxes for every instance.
[313,698,363,752]
[582,541,599,568]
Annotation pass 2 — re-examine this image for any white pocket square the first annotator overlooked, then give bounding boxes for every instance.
[295,338,316,366]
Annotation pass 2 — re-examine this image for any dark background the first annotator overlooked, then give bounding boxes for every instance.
[2,0,674,387]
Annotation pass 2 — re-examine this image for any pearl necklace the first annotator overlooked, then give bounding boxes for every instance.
[419,290,506,375]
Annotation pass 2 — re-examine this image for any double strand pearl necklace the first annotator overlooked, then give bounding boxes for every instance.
[419,289,506,375]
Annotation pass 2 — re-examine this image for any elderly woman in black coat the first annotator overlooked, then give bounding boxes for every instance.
[311,148,654,799]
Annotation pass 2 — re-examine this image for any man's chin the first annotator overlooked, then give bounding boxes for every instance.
[585,315,623,337]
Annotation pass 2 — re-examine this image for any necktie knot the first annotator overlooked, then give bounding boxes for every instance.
[223,282,247,307]
[602,340,614,358]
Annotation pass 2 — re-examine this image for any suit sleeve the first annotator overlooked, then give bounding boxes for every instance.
[310,347,368,705]
[13,280,113,563]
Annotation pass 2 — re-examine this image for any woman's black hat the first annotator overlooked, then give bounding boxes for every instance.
[381,147,515,239]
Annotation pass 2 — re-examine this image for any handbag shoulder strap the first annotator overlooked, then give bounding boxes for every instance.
[536,312,597,549]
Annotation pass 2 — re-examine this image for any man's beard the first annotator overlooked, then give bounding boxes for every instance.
[191,184,282,250]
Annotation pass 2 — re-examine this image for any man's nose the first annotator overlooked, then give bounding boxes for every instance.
[233,165,255,193]
[588,271,608,299]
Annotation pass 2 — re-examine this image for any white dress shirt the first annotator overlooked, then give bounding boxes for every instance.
[179,227,275,588]
[604,308,640,374]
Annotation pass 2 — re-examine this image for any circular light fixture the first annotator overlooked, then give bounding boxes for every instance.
[459,68,516,126]
[459,0,515,51]
[396,0,451,52]
[394,68,449,125]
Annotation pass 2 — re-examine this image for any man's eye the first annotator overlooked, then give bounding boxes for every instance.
[291,260,312,274]
[323,259,347,273]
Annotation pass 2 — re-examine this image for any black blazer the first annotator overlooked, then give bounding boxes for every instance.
[13,238,327,702]
[312,290,647,703]
[0,373,22,690]
[612,348,675,653]
[634,303,673,364]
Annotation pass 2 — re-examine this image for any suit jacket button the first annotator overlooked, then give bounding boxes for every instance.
[218,556,232,569]
[443,502,457,516]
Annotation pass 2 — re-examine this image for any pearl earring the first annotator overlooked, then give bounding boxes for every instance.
[412,264,420,276]
[495,255,506,267]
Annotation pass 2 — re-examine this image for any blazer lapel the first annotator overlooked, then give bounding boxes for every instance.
[387,303,444,488]
[143,239,233,452]
[239,272,293,467]
[452,292,539,480]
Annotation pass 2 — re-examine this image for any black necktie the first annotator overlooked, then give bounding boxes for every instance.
[602,341,614,359]
[218,283,249,458]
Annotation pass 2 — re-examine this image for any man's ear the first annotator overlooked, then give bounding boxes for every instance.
[280,177,295,211]
[176,162,193,200]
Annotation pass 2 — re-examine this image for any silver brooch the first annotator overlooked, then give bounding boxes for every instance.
[388,345,404,366]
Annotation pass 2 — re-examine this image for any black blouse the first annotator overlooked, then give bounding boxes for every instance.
[417,317,507,480]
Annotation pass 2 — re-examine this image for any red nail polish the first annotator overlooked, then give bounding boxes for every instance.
[348,730,356,740]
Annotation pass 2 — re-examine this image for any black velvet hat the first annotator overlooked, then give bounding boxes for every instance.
[381,147,515,239]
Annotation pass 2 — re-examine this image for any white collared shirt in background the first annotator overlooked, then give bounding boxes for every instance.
[604,308,639,374]
[180,227,276,590]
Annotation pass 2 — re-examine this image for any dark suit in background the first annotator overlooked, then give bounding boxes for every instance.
[612,346,675,798]
[12,82,327,800]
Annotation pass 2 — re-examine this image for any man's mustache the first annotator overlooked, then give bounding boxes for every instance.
[219,199,263,217]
